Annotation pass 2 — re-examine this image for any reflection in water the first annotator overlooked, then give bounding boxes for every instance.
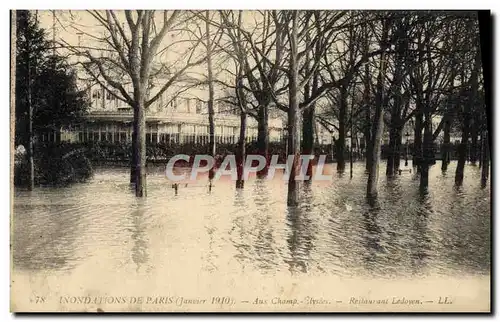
[201,197,219,273]
[233,189,246,208]
[12,161,490,279]
[229,179,281,273]
[230,188,250,271]
[285,183,315,275]
[12,204,80,270]
[202,224,217,273]
[252,179,277,271]
[440,182,490,273]
[129,202,149,273]
[361,198,384,272]
[12,191,84,272]
[406,192,432,275]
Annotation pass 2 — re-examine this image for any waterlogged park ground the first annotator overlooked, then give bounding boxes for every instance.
[11,161,490,312]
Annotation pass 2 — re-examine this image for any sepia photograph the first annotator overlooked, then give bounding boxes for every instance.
[9,8,491,313]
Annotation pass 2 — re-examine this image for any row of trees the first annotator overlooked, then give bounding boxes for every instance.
[51,10,488,205]
[216,10,489,203]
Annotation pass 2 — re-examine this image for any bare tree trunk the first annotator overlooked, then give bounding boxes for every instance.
[287,11,301,207]
[387,125,403,176]
[302,106,315,179]
[302,45,319,180]
[470,117,478,165]
[349,97,354,180]
[413,111,423,172]
[386,127,397,176]
[367,18,388,199]
[420,114,434,191]
[481,130,489,188]
[346,16,355,180]
[455,117,470,185]
[394,130,402,171]
[236,112,246,189]
[206,11,216,181]
[391,24,407,174]
[478,132,483,168]
[363,32,372,173]
[256,103,269,177]
[367,89,385,198]
[135,100,147,197]
[287,102,301,206]
[386,29,405,177]
[130,112,138,183]
[355,132,360,161]
[419,26,438,192]
[455,49,480,186]
[441,114,451,172]
[364,108,372,172]
[337,87,347,172]
[25,12,36,191]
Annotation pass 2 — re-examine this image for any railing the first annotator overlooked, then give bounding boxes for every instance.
[28,140,466,166]
[85,109,283,128]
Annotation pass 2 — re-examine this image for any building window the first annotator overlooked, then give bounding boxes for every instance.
[196,100,202,114]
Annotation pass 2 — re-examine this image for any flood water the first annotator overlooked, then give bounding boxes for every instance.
[11,161,491,311]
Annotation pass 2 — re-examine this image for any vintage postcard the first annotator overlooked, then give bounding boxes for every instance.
[10,9,491,312]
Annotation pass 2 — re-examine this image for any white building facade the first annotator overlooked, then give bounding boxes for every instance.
[60,81,285,146]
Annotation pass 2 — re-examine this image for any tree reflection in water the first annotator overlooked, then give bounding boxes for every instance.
[410,191,432,274]
[361,197,384,272]
[252,179,278,271]
[229,179,281,272]
[285,182,315,275]
[129,201,150,274]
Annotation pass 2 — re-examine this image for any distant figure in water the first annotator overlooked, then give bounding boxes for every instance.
[172,183,178,196]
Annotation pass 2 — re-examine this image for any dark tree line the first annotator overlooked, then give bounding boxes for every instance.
[15,10,89,189]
